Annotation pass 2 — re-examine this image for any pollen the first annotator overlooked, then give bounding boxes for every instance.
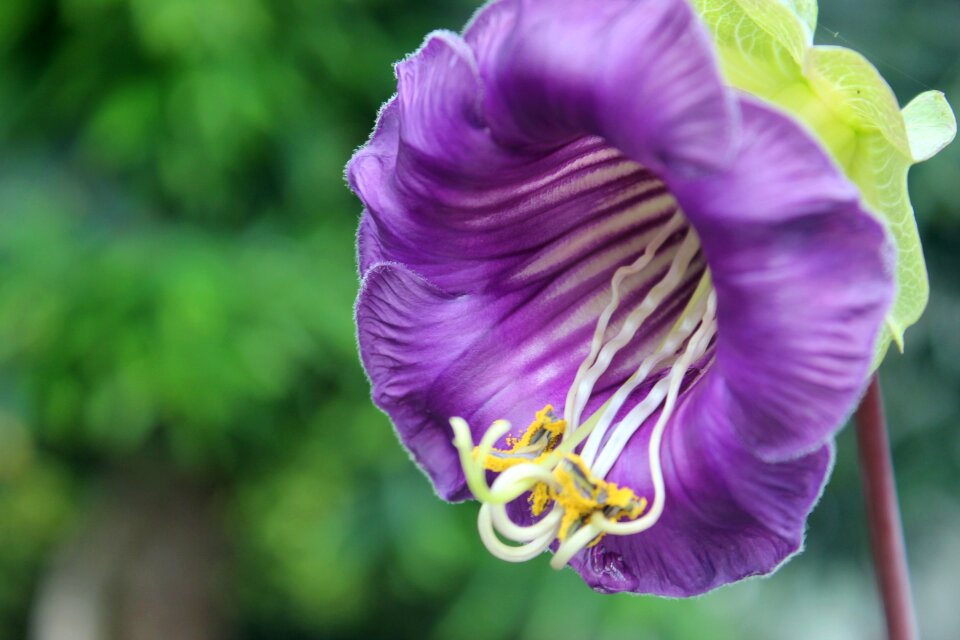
[529,481,553,516]
[474,405,566,472]
[551,454,647,543]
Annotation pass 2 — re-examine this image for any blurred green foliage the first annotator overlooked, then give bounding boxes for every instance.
[0,0,958,639]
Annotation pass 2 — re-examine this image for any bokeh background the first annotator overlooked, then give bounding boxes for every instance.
[0,0,957,638]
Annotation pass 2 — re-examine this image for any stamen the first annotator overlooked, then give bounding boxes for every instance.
[592,292,717,538]
[562,212,685,433]
[565,229,701,434]
[478,503,556,562]
[490,501,562,542]
[550,454,647,542]
[477,406,565,472]
[451,417,512,503]
[551,521,603,570]
[450,413,563,505]
[578,288,709,468]
[591,293,715,479]
[547,294,717,567]
[449,216,719,571]
[492,463,560,542]
[477,464,562,562]
[477,454,647,563]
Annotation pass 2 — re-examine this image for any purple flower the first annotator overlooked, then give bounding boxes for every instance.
[348,0,893,596]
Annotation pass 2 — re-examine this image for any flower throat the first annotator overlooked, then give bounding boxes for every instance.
[451,212,717,568]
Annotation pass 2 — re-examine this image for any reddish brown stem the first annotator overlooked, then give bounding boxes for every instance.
[855,375,918,640]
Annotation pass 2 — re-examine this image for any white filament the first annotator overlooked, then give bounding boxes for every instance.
[578,292,707,469]
[491,503,562,542]
[550,521,602,570]
[592,293,717,537]
[565,230,701,434]
[547,294,717,566]
[478,504,556,561]
[561,212,686,434]
[591,295,715,479]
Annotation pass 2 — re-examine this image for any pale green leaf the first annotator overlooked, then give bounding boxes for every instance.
[902,90,957,162]
[735,0,810,58]
[775,0,817,40]
[693,0,807,96]
[803,46,911,158]
[848,132,927,357]
[694,0,946,360]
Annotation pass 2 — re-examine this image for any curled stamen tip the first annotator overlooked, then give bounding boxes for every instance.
[449,416,470,436]
[455,405,663,566]
[473,419,512,448]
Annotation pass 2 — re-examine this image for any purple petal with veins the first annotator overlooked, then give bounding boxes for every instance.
[349,0,893,596]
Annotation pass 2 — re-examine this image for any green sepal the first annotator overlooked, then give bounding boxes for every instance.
[695,0,956,363]
[902,90,958,163]
[777,0,817,36]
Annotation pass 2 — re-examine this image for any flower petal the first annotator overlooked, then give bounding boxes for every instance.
[356,263,485,499]
[352,1,895,596]
[476,0,738,175]
[568,97,889,595]
[573,375,833,596]
[672,97,892,460]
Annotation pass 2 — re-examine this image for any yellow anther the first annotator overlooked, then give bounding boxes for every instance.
[474,405,566,472]
[550,454,646,543]
[460,406,648,561]
[529,482,552,516]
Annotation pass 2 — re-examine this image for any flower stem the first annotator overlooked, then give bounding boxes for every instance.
[855,374,918,640]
